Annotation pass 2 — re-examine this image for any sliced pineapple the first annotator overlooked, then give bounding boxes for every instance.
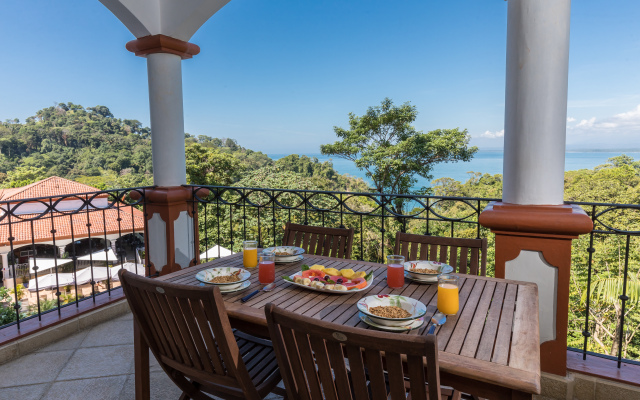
[340,269,355,279]
[323,268,341,276]
[352,271,367,279]
[310,265,325,271]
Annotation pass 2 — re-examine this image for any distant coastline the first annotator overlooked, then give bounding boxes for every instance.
[269,151,640,186]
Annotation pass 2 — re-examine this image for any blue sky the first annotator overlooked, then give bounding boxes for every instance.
[1,0,640,153]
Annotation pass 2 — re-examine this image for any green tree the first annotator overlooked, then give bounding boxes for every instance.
[321,98,477,213]
[185,143,242,185]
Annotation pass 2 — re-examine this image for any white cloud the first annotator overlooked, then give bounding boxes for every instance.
[480,129,504,139]
[567,117,576,122]
[576,117,596,128]
[570,105,640,134]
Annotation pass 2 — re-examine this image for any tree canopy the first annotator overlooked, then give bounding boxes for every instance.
[321,98,477,196]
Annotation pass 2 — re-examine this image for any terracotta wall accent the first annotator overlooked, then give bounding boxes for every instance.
[135,186,201,275]
[480,202,593,376]
[126,34,200,59]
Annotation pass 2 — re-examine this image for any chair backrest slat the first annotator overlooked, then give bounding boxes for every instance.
[283,223,355,259]
[394,232,488,276]
[470,247,480,275]
[325,341,354,400]
[386,352,408,400]
[459,248,468,274]
[364,348,387,400]
[265,303,442,400]
[345,345,369,400]
[309,336,339,400]
[119,270,262,399]
[294,330,324,399]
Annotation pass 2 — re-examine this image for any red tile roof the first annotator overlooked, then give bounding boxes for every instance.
[0,207,145,247]
[0,176,105,202]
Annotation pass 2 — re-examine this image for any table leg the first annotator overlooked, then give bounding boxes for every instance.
[134,320,150,400]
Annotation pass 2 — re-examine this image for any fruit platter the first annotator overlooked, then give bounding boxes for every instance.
[283,264,374,294]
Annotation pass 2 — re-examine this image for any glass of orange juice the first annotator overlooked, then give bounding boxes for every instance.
[437,274,459,315]
[243,240,258,268]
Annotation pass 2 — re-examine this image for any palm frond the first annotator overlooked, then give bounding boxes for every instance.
[581,277,640,305]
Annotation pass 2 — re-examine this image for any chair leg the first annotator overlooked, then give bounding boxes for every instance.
[179,393,190,400]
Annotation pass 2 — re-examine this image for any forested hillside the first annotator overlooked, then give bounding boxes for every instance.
[0,103,359,191]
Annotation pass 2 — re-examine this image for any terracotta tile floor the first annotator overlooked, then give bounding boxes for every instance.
[0,312,283,400]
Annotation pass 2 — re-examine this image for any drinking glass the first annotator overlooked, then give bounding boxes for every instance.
[243,240,258,268]
[437,274,460,315]
[258,251,276,284]
[386,255,405,289]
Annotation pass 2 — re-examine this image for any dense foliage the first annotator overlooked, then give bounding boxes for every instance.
[321,98,477,204]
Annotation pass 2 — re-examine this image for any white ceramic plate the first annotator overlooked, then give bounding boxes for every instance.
[359,312,424,332]
[357,294,427,327]
[275,255,304,264]
[219,280,251,293]
[283,271,374,294]
[404,271,437,283]
[264,246,305,257]
[403,261,453,280]
[195,267,251,290]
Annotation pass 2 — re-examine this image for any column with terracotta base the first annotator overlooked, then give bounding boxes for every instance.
[480,0,594,376]
[127,35,201,275]
[480,204,592,375]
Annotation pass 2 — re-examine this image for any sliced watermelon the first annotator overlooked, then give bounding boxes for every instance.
[351,277,367,290]
[302,270,324,279]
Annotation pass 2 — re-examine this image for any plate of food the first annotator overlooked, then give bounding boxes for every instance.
[283,264,374,294]
[263,246,305,263]
[357,294,427,327]
[359,312,424,332]
[195,267,251,290]
[403,260,454,282]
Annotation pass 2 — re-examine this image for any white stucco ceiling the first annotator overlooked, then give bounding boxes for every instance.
[99,0,231,41]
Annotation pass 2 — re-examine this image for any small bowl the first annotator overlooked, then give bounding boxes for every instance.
[195,267,251,290]
[403,261,453,281]
[357,295,427,327]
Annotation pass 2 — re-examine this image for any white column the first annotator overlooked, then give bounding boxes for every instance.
[147,53,187,187]
[502,0,571,205]
[1,252,8,284]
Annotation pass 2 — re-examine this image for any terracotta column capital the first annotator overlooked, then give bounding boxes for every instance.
[126,34,200,59]
[479,202,593,238]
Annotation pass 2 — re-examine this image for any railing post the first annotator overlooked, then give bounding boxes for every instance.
[480,203,592,375]
[138,186,205,276]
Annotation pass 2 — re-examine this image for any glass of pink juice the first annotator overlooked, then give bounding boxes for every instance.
[258,252,276,284]
[386,255,405,289]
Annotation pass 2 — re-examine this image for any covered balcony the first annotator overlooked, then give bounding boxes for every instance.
[0,0,639,399]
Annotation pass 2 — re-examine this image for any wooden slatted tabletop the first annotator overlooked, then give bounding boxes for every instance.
[152,253,541,400]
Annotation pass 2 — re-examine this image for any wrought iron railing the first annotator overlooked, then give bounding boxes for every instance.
[569,201,640,367]
[0,187,151,331]
[189,185,640,367]
[1,183,637,368]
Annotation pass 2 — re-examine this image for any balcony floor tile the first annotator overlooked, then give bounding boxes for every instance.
[46,375,128,400]
[56,345,134,381]
[0,382,49,400]
[0,350,74,388]
[80,319,133,348]
[37,330,89,353]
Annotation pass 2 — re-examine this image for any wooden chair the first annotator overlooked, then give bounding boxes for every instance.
[394,232,488,276]
[283,222,354,259]
[119,270,285,400]
[265,303,461,400]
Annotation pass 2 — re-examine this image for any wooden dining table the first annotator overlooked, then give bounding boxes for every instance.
[134,253,541,400]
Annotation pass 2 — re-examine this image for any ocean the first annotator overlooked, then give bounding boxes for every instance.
[268,151,640,187]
